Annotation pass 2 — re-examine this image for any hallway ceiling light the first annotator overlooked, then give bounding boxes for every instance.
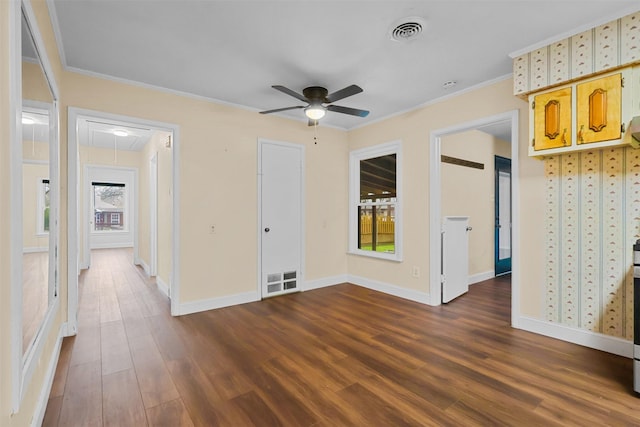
[113,130,128,137]
[22,116,35,125]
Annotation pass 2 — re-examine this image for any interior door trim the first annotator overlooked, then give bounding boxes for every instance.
[256,138,306,300]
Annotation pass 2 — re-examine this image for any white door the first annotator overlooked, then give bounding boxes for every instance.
[259,140,304,298]
[442,216,470,303]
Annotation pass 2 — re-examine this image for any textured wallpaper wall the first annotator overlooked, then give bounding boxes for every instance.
[544,147,640,339]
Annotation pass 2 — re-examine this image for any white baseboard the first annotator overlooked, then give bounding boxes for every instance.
[31,324,65,427]
[156,276,170,298]
[347,274,430,304]
[90,242,134,249]
[23,247,48,254]
[516,316,633,358]
[469,270,495,285]
[177,291,259,316]
[136,258,150,277]
[303,274,348,291]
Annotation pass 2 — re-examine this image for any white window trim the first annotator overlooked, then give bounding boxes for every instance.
[91,182,129,234]
[348,140,403,262]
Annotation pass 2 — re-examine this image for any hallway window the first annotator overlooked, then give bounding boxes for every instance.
[349,141,402,261]
[92,182,126,231]
[37,179,50,234]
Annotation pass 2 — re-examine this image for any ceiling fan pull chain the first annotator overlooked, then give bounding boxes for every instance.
[314,121,318,145]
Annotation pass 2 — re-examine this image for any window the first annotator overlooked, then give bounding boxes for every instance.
[93,182,126,231]
[349,141,402,261]
[37,179,50,234]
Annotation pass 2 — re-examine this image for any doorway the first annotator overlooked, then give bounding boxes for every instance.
[67,108,180,336]
[429,110,520,326]
[495,156,512,275]
[84,166,136,263]
[257,139,305,299]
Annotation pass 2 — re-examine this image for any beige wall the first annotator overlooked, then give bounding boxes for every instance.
[441,131,511,277]
[0,1,565,425]
[347,79,542,312]
[62,68,350,304]
[139,130,173,286]
[2,1,67,425]
[22,162,49,250]
[22,59,51,103]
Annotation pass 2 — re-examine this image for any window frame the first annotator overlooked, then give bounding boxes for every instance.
[91,182,128,233]
[36,177,50,236]
[348,140,403,261]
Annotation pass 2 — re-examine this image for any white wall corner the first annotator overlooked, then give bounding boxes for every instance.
[303,275,349,292]
[348,275,430,305]
[516,316,633,358]
[31,324,65,427]
[136,258,150,277]
[469,270,495,285]
[156,276,170,298]
[177,291,259,316]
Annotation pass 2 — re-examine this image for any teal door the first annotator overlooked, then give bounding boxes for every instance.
[495,156,512,275]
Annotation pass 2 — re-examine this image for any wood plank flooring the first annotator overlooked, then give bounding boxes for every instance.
[43,249,640,426]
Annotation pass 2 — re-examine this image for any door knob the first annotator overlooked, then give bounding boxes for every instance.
[264,227,270,232]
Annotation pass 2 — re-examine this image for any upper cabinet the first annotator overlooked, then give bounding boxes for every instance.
[529,67,635,157]
[513,10,640,157]
[532,87,572,151]
[576,73,622,145]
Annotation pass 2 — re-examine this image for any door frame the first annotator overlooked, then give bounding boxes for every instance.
[494,155,512,275]
[68,107,181,336]
[149,153,158,277]
[256,138,306,299]
[429,110,520,327]
[84,165,137,261]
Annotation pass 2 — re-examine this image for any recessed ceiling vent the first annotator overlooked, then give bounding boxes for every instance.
[389,17,426,42]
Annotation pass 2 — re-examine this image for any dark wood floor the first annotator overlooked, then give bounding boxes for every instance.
[44,249,640,426]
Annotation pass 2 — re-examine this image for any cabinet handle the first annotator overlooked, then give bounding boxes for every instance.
[561,128,567,145]
[578,125,584,143]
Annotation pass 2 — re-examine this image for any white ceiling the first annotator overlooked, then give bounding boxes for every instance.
[50,1,640,130]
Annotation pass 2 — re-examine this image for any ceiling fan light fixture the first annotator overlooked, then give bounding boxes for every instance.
[304,104,326,120]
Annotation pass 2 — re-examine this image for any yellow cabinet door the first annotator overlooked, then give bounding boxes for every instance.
[533,87,572,151]
[576,73,622,145]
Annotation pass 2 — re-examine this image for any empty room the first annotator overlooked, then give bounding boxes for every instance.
[3,1,640,426]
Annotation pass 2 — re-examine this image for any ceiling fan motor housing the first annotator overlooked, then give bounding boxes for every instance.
[303,86,329,102]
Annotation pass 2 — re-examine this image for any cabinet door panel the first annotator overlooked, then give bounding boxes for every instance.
[576,73,622,144]
[534,87,572,151]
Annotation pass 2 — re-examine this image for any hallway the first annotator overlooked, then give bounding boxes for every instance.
[44,249,184,426]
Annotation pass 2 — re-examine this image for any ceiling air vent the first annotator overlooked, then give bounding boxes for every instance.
[389,17,426,42]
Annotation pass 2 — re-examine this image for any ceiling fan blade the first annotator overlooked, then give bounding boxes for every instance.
[308,119,318,127]
[327,104,369,117]
[259,105,304,114]
[272,85,308,102]
[325,84,363,103]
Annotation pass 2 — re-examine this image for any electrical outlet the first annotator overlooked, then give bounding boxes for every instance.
[412,266,420,278]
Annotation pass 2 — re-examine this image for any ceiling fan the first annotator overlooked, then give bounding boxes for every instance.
[259,84,369,125]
